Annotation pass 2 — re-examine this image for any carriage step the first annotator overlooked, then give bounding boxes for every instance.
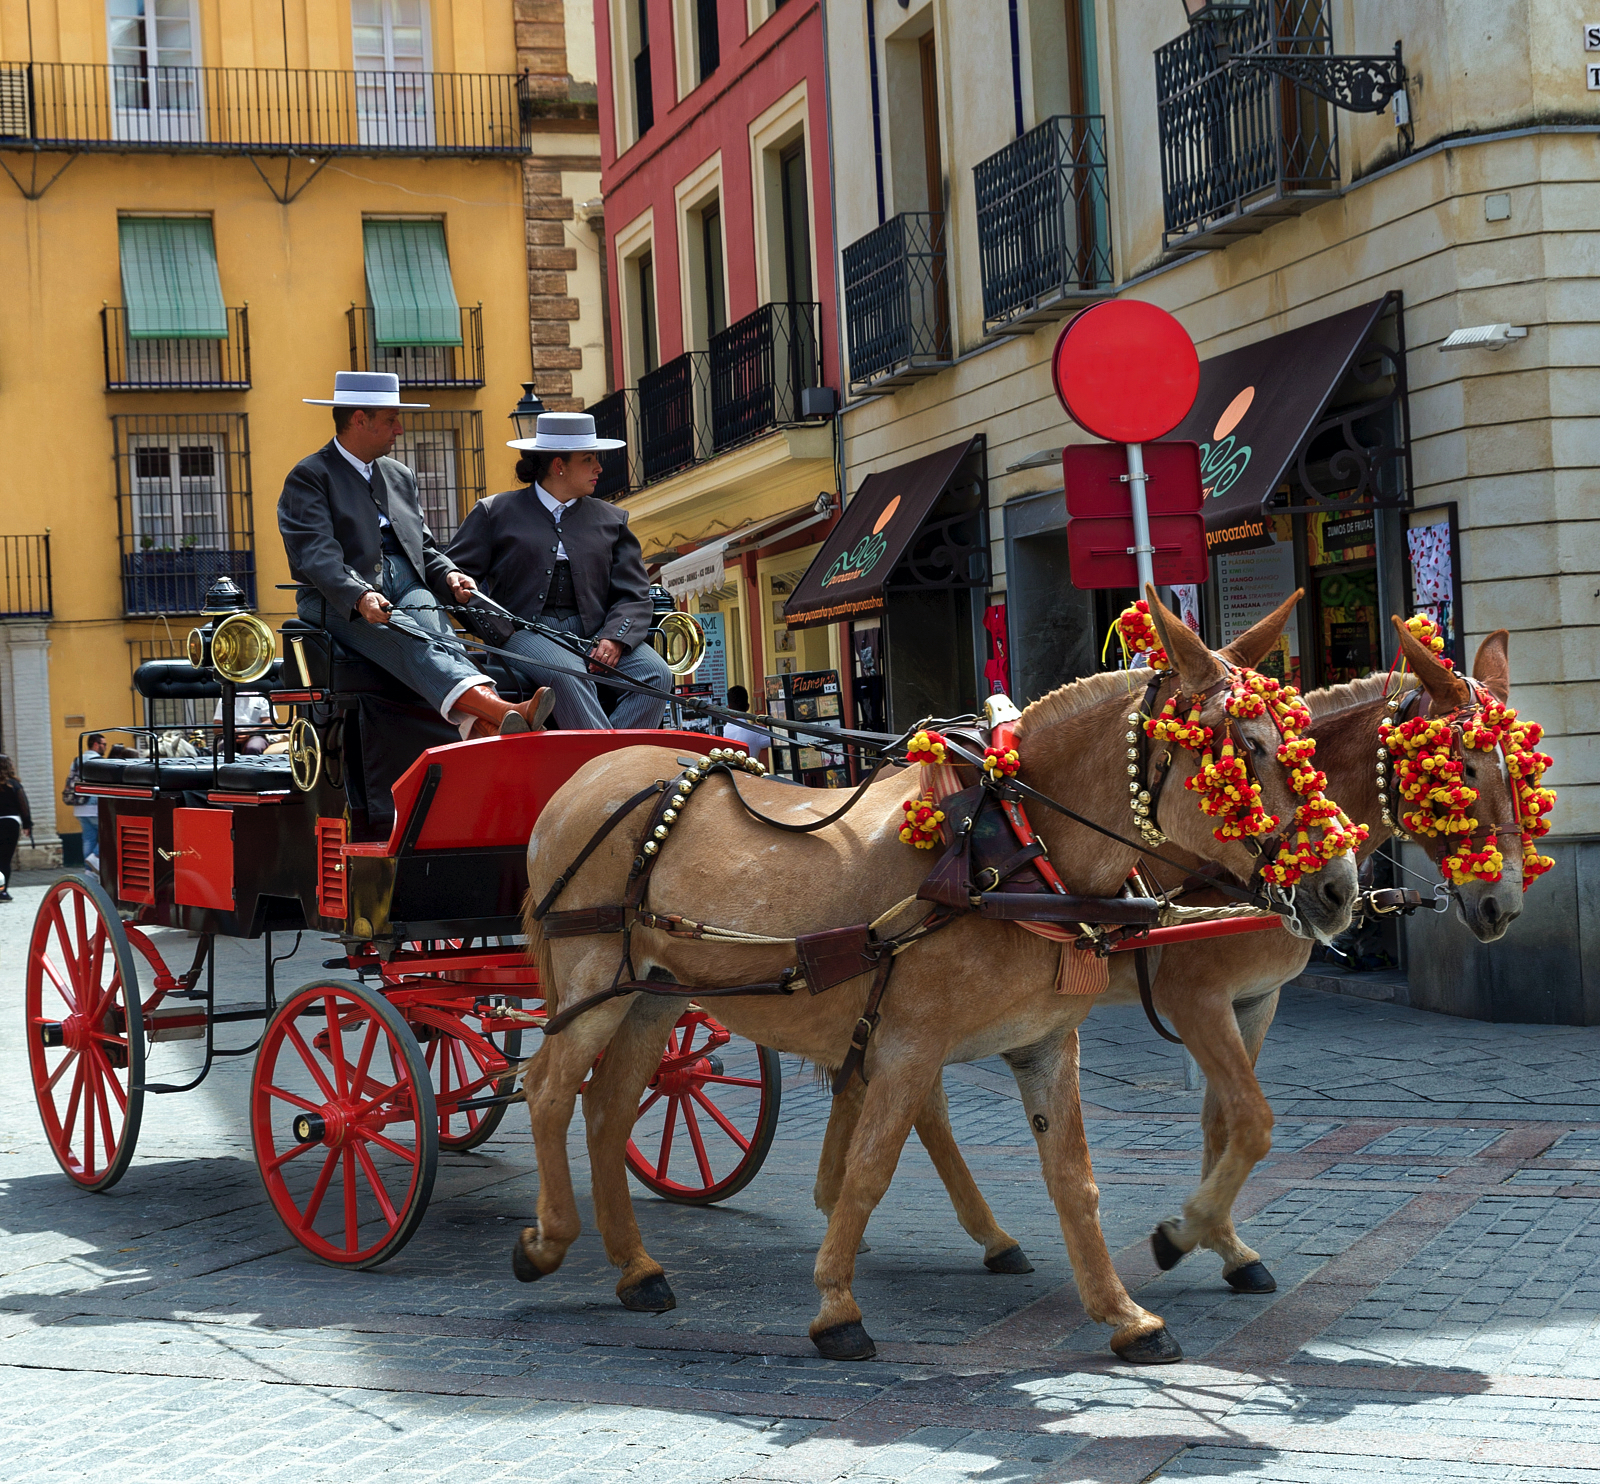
[145,1003,267,1041]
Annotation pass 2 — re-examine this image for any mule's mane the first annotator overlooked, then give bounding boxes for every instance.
[1304,672,1416,719]
[1016,670,1150,738]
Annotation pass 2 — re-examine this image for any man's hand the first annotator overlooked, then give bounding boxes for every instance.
[590,639,623,671]
[446,571,478,603]
[357,591,393,625]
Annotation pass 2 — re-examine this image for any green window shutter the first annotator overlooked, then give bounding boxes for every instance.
[119,218,227,340]
[364,220,463,347]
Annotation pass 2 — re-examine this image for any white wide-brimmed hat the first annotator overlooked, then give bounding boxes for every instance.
[304,371,429,409]
[508,411,624,452]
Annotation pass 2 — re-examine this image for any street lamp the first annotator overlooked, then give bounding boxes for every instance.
[508,381,546,442]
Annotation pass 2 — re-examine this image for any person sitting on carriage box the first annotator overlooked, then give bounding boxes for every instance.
[445,412,672,731]
[278,371,554,740]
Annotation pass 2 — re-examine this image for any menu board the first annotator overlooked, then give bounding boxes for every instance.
[1215,537,1300,685]
[694,612,727,700]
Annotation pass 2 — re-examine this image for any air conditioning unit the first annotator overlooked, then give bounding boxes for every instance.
[0,66,32,140]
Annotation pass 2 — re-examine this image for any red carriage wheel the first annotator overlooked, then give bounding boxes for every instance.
[625,1010,781,1205]
[251,980,438,1267]
[25,875,146,1192]
[416,1012,522,1152]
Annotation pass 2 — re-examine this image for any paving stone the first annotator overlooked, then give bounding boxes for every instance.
[1352,1127,1508,1159]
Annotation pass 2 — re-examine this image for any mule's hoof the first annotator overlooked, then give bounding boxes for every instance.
[984,1244,1035,1275]
[812,1322,876,1361]
[1224,1260,1277,1294]
[618,1272,677,1313]
[1112,1326,1184,1365]
[1150,1223,1186,1272]
[511,1229,542,1284]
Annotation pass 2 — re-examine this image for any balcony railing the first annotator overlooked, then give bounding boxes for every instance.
[710,301,820,452]
[1155,0,1339,250]
[638,352,712,484]
[0,535,52,618]
[0,62,528,156]
[842,212,951,392]
[974,115,1113,332]
[102,306,251,390]
[589,388,639,500]
[347,305,485,388]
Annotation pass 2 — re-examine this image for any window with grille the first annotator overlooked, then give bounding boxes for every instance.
[389,411,484,541]
[114,413,255,615]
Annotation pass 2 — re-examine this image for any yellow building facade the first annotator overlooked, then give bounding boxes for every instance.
[0,0,534,863]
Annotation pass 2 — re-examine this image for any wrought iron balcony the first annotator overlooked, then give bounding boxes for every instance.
[974,115,1113,333]
[638,352,712,484]
[0,62,527,156]
[589,388,639,500]
[1156,0,1341,250]
[102,306,251,391]
[842,212,951,392]
[709,301,820,453]
[0,535,52,618]
[347,305,485,388]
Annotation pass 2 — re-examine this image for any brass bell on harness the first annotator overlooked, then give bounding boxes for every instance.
[642,840,658,855]
[671,795,687,808]
[663,809,678,823]
[653,825,669,840]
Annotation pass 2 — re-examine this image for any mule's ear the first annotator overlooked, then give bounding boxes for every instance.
[1220,587,1303,668]
[1391,614,1469,711]
[1472,629,1510,703]
[1146,584,1225,693]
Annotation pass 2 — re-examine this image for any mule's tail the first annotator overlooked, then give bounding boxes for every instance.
[522,885,554,998]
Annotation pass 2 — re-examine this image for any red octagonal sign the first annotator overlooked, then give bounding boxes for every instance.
[1052,301,1200,444]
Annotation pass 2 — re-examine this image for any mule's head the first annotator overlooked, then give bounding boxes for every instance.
[1391,618,1523,941]
[1145,589,1359,941]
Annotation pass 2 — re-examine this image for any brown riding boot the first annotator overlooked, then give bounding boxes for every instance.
[454,684,555,736]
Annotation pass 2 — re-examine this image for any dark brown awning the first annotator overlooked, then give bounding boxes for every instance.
[784,438,975,629]
[1167,297,1390,539]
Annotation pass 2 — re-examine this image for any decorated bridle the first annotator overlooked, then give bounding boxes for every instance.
[1112,601,1367,899]
[1376,616,1555,890]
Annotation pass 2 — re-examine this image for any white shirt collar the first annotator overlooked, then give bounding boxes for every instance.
[334,439,375,482]
[535,483,578,521]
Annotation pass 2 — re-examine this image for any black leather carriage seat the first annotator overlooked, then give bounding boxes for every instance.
[279,618,434,708]
[79,752,293,794]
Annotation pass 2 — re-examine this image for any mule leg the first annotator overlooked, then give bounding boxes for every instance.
[1150,989,1277,1290]
[582,997,686,1311]
[809,1059,937,1361]
[913,1079,1032,1273]
[814,1072,861,1220]
[511,984,634,1285]
[1004,1031,1180,1363]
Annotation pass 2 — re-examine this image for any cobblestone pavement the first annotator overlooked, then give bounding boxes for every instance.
[5,878,1600,1482]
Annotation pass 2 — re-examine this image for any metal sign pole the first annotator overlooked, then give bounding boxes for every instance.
[1124,442,1156,593]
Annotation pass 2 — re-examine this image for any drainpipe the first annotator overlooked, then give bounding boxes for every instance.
[1007,0,1023,138]
[866,0,885,226]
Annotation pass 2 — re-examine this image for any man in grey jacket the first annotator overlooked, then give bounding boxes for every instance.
[280,372,550,737]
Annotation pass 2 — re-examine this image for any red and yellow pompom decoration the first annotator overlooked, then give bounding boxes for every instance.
[1114,601,1169,671]
[905,729,948,767]
[983,743,1020,779]
[1403,613,1454,670]
[1380,667,1557,888]
[899,792,947,849]
[1146,668,1367,888]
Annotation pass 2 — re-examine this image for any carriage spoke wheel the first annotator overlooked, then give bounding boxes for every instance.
[625,1010,781,1205]
[417,1013,522,1152]
[25,875,145,1191]
[251,980,437,1267]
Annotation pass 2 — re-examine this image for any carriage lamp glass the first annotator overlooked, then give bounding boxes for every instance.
[210,612,277,684]
[187,626,208,669]
[509,381,547,441]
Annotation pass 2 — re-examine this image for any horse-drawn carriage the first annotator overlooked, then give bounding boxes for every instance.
[24,580,780,1266]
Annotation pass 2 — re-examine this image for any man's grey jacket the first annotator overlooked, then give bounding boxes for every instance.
[278,440,457,618]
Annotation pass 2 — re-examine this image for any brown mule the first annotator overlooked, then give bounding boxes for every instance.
[816,620,1528,1296]
[510,592,1360,1362]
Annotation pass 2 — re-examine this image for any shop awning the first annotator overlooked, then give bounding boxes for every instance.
[1167,297,1389,537]
[784,438,975,629]
[364,220,463,346]
[660,537,731,602]
[119,217,227,339]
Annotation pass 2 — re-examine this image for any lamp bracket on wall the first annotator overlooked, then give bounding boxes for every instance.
[243,152,332,205]
[1223,42,1407,115]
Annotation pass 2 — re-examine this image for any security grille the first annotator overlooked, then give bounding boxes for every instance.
[389,411,484,541]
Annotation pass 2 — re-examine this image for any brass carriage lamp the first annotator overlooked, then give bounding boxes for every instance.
[508,381,547,442]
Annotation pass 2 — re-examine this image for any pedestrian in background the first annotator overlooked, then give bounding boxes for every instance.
[0,754,32,902]
[62,733,105,872]
[721,686,774,766]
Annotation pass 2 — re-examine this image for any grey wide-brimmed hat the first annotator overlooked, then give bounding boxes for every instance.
[304,371,429,409]
[508,411,624,452]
